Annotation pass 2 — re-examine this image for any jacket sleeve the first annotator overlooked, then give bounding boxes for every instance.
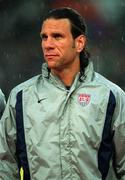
[0,91,19,180]
[0,89,6,119]
[113,88,125,180]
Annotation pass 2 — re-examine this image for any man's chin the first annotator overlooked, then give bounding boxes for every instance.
[47,62,57,69]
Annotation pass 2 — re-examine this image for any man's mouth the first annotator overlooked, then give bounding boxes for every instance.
[45,54,58,59]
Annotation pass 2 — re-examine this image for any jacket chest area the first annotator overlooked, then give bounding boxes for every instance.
[22,86,110,148]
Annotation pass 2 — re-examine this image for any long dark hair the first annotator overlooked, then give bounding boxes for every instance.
[43,7,90,78]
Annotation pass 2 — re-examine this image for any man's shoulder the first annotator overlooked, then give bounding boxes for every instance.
[94,72,125,96]
[11,75,40,95]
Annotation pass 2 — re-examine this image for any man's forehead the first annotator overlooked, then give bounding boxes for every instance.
[41,18,71,33]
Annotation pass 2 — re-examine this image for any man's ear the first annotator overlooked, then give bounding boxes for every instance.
[75,35,86,53]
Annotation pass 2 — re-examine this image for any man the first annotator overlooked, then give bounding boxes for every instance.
[0,7,125,180]
[0,89,6,119]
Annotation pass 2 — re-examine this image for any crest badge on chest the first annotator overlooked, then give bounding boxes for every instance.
[78,93,91,107]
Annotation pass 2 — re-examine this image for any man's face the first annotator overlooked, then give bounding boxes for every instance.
[40,18,85,72]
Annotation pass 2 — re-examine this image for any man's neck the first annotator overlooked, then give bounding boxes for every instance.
[51,64,80,86]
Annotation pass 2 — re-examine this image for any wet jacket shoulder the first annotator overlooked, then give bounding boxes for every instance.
[12,75,39,95]
[94,72,125,127]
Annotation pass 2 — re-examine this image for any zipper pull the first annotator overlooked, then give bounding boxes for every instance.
[20,167,24,180]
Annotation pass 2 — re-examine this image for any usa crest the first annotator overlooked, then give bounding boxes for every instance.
[78,93,91,106]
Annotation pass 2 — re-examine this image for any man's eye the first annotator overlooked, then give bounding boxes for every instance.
[53,34,63,40]
[40,34,47,40]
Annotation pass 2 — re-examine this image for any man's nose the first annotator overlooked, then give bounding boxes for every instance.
[43,37,55,49]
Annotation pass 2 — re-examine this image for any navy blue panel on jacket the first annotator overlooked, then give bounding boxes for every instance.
[15,90,31,180]
[98,90,116,180]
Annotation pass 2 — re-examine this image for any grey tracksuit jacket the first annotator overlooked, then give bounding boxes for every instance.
[0,62,125,180]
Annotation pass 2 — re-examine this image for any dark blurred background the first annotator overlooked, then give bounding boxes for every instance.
[0,0,125,99]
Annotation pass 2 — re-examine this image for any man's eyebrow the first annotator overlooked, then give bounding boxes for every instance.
[40,32,64,38]
[52,32,64,36]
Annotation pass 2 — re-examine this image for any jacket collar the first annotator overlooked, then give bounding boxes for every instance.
[80,61,94,82]
[41,61,94,83]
